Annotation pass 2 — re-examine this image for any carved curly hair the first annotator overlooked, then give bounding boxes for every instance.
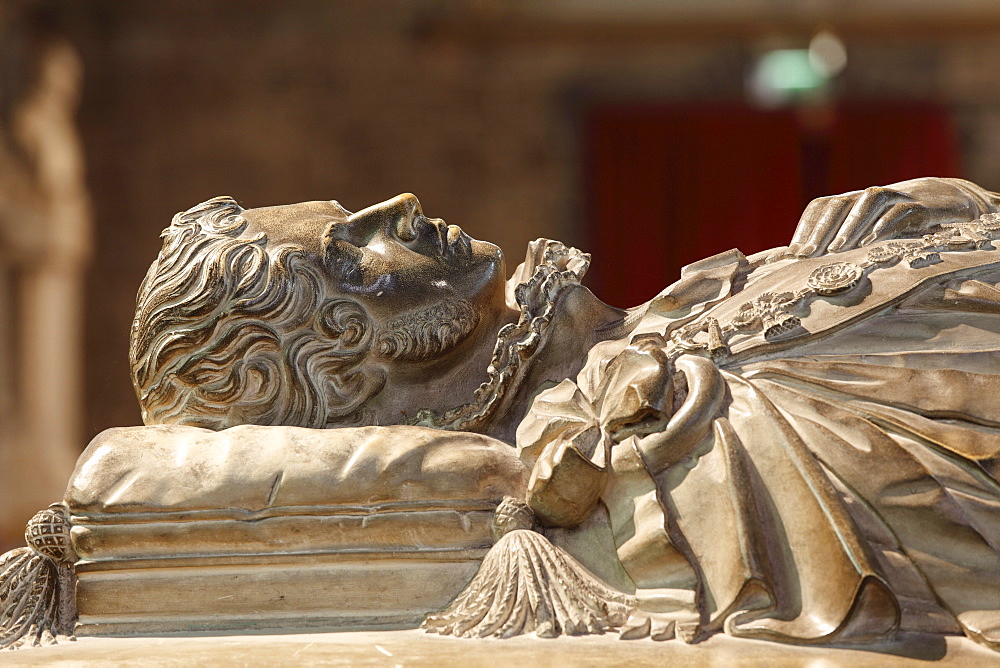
[129,196,385,429]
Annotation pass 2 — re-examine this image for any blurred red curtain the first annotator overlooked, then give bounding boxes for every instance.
[585,102,959,308]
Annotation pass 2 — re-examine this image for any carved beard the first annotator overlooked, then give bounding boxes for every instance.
[376,299,480,361]
[412,240,590,433]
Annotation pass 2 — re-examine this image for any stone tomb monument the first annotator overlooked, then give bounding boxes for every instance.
[4,177,1000,657]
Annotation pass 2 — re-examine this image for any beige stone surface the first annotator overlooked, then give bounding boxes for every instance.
[1,629,998,667]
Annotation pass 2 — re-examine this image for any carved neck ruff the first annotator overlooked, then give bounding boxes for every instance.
[412,240,590,433]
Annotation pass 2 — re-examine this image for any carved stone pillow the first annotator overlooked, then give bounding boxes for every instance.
[65,425,528,561]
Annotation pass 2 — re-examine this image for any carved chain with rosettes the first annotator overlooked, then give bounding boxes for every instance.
[668,213,1000,362]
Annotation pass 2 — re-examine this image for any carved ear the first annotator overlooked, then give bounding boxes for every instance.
[314,299,373,353]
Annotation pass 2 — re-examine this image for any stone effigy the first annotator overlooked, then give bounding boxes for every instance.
[4,177,1000,654]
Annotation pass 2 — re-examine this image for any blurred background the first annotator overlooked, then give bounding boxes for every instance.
[2,0,1000,548]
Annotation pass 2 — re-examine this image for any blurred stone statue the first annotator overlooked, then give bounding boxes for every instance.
[6,176,1000,655]
[0,12,92,552]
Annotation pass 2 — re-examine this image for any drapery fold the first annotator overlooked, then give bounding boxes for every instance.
[615,350,1000,644]
[626,364,902,644]
[520,245,1000,647]
[740,360,1000,642]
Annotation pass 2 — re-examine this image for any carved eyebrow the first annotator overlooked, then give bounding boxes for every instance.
[322,218,354,245]
[329,200,352,216]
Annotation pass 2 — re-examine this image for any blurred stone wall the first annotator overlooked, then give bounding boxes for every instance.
[0,4,91,549]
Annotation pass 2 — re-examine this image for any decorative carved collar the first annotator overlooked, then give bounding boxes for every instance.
[668,213,1000,363]
[412,239,590,433]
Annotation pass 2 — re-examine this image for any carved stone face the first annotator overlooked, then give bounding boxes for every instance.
[241,194,507,326]
[133,194,517,430]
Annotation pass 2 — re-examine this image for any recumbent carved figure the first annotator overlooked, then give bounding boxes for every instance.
[4,176,1000,651]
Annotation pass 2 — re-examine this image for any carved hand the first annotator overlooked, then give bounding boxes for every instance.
[521,337,676,527]
[782,177,1000,259]
[526,428,609,528]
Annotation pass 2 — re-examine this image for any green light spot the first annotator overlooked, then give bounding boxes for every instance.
[758,49,827,92]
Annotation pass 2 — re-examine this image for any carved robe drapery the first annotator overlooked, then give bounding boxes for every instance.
[519,236,1000,647]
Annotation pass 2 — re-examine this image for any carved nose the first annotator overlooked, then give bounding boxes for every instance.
[380,193,422,242]
[346,193,423,241]
[388,194,422,234]
[391,193,421,216]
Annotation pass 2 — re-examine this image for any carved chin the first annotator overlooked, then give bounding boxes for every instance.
[376,299,480,361]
